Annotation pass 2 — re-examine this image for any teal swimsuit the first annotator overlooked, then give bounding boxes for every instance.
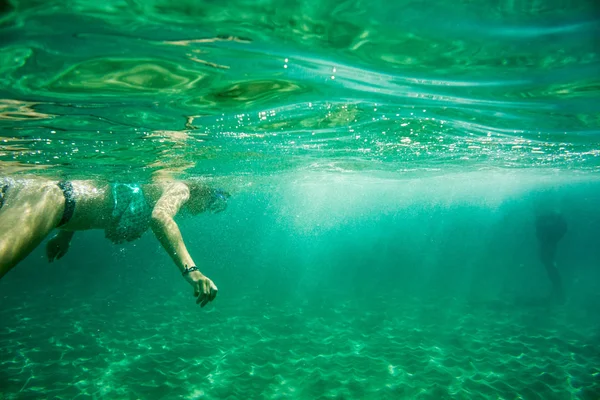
[105,183,152,244]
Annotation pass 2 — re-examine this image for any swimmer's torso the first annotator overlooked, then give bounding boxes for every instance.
[59,181,112,231]
[59,181,165,232]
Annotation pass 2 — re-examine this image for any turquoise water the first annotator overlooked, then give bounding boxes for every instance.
[1,0,600,399]
[1,0,599,177]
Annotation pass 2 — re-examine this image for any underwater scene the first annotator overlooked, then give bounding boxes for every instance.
[1,0,599,399]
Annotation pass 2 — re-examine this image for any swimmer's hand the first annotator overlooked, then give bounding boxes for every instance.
[185,270,218,307]
[46,232,73,262]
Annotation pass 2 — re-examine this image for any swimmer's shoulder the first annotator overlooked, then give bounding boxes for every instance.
[142,180,190,205]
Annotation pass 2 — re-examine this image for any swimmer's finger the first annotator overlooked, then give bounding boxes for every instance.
[196,292,206,305]
[201,281,214,307]
[210,283,219,301]
[200,287,209,306]
[201,289,212,307]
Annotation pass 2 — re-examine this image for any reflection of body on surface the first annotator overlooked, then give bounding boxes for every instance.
[535,211,567,303]
[0,177,229,307]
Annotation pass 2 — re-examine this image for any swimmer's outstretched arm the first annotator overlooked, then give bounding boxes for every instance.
[150,182,218,307]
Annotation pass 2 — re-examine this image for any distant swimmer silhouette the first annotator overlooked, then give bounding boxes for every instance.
[535,211,567,303]
[0,177,228,307]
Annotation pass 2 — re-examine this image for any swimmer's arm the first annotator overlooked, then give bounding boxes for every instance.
[56,230,75,242]
[150,182,218,307]
[46,230,75,262]
[149,184,196,273]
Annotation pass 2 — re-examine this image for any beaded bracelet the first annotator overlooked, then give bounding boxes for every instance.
[182,265,199,276]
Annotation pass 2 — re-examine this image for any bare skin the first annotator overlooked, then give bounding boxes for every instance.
[0,178,220,307]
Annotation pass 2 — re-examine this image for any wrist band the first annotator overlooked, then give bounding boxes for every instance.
[182,265,199,276]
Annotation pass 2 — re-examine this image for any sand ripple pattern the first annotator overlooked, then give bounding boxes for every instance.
[1,293,598,399]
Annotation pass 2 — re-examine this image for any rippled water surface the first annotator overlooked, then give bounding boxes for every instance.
[1,0,599,178]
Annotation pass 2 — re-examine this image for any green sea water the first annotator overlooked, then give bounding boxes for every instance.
[1,0,600,399]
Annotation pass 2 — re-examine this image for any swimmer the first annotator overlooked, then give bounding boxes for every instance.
[0,177,229,307]
[535,211,567,304]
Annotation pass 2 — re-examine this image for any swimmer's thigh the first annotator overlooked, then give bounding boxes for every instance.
[0,183,65,277]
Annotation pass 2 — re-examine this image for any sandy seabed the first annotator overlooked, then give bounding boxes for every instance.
[1,290,598,400]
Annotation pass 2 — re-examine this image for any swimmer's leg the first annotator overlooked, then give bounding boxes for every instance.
[539,242,565,303]
[0,183,65,278]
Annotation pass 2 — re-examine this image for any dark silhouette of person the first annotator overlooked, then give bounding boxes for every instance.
[535,212,567,303]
